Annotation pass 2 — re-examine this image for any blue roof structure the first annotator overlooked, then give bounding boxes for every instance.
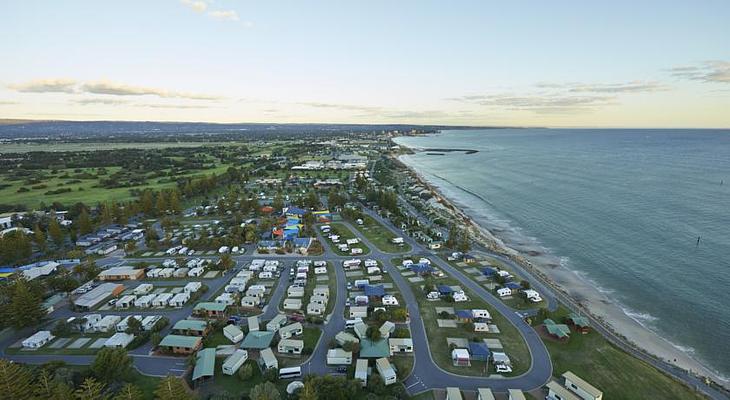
[468,342,491,361]
[437,285,454,294]
[505,282,522,290]
[364,284,385,297]
[292,238,312,248]
[481,267,497,276]
[286,206,306,216]
[455,310,473,319]
[410,263,433,274]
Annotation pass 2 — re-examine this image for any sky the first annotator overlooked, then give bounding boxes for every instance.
[0,1,729,128]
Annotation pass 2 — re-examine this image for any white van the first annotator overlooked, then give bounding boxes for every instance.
[345,318,363,329]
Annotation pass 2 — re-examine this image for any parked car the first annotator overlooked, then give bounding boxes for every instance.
[496,365,512,373]
[336,366,348,373]
[107,299,117,306]
[345,299,351,307]
[346,282,352,290]
[289,313,305,322]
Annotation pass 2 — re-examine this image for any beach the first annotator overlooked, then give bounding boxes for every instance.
[393,129,730,389]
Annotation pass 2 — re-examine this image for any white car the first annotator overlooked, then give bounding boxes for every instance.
[495,364,512,373]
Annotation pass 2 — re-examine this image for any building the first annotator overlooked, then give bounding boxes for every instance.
[544,319,571,340]
[159,334,202,354]
[327,348,353,365]
[451,348,470,366]
[248,316,260,332]
[22,261,59,281]
[240,330,274,350]
[353,321,368,340]
[283,298,302,310]
[287,286,305,297]
[307,302,324,315]
[546,381,582,400]
[278,322,303,339]
[184,281,202,293]
[477,388,496,400]
[379,321,395,339]
[97,266,144,281]
[375,357,396,385]
[388,338,413,355]
[469,342,491,362]
[277,339,304,355]
[446,387,463,400]
[193,302,227,318]
[22,331,54,349]
[115,294,136,309]
[169,292,190,307]
[222,349,248,375]
[133,283,153,295]
[349,306,368,319]
[192,348,215,386]
[172,319,210,336]
[267,314,287,332]
[134,294,155,308]
[104,332,134,348]
[354,358,368,386]
[95,315,122,332]
[567,313,591,333]
[223,324,244,343]
[259,347,278,370]
[508,389,527,400]
[336,331,359,346]
[152,293,173,307]
[74,283,124,311]
[561,371,603,400]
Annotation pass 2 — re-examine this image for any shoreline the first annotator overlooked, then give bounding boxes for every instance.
[389,146,729,391]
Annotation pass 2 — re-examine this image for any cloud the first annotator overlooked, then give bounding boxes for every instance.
[298,102,384,114]
[208,10,240,22]
[138,103,212,109]
[536,81,669,93]
[448,93,614,114]
[0,100,18,105]
[181,0,207,13]
[80,80,221,100]
[669,61,730,84]
[73,98,129,106]
[9,78,222,101]
[8,78,77,93]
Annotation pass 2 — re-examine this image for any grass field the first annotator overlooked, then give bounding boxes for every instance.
[540,307,707,400]
[0,163,233,208]
[329,223,371,256]
[0,141,246,153]
[351,214,412,253]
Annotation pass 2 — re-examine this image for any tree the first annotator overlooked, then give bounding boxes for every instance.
[77,209,93,235]
[261,367,278,383]
[250,381,281,400]
[74,261,101,282]
[168,190,182,214]
[33,223,47,251]
[154,376,195,400]
[366,326,382,341]
[124,240,137,255]
[91,348,133,383]
[112,383,144,400]
[74,377,108,400]
[298,382,318,400]
[7,279,45,329]
[156,192,168,215]
[218,253,234,271]
[0,359,33,400]
[125,316,143,335]
[272,195,284,212]
[151,332,162,347]
[237,363,253,381]
[48,218,65,247]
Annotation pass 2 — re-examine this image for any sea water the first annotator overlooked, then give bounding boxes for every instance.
[395,128,730,378]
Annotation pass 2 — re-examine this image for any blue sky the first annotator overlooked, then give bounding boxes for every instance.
[1,1,728,127]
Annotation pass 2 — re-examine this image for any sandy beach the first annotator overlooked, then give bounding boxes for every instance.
[393,151,730,390]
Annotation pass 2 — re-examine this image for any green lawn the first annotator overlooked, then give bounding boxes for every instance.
[329,223,371,256]
[350,214,412,253]
[540,307,707,400]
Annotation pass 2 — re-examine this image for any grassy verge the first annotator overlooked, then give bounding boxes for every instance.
[329,223,371,256]
[538,307,707,400]
[350,214,412,253]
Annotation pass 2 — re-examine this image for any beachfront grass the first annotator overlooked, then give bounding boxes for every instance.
[330,223,371,256]
[540,307,707,400]
[390,257,531,377]
[350,214,412,253]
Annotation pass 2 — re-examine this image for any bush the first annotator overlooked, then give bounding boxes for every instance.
[128,331,151,349]
[237,363,253,381]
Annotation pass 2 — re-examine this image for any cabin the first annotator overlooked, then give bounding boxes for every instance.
[349,306,368,319]
[248,316,260,332]
[240,296,259,308]
[477,388,496,400]
[159,334,202,354]
[222,349,249,375]
[546,381,581,400]
[307,302,324,315]
[355,358,368,386]
[283,298,302,310]
[267,314,288,332]
[172,319,210,336]
[104,332,134,349]
[379,321,395,339]
[376,357,397,385]
[115,295,136,309]
[566,313,591,334]
[451,348,470,366]
[279,322,303,339]
[223,324,244,343]
[134,294,155,308]
[152,293,173,307]
[192,348,215,387]
[95,315,122,333]
[259,347,279,370]
[194,302,227,319]
[327,348,353,365]
[389,338,413,355]
[133,284,153,295]
[22,331,54,349]
[277,339,304,355]
[446,388,463,400]
[287,286,305,297]
[561,371,603,400]
[336,331,359,346]
[169,292,190,308]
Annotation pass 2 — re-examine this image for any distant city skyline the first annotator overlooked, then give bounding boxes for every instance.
[1,1,729,128]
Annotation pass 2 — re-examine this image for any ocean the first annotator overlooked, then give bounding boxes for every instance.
[394,128,730,380]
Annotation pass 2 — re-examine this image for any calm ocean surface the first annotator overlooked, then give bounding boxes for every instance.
[395,129,730,378]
